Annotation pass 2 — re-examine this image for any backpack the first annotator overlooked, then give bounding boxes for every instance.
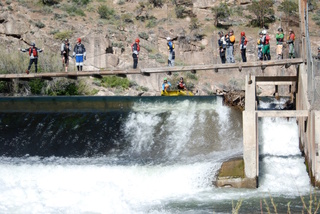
[29,47,38,57]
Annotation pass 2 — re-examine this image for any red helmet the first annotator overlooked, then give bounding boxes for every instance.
[241,32,245,37]
[77,38,81,43]
[135,38,140,43]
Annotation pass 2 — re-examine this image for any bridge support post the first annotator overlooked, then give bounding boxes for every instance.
[243,75,258,187]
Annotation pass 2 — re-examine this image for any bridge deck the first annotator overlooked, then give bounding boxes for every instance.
[0,58,303,81]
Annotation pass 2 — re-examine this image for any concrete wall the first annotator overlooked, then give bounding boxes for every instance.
[243,75,258,184]
[296,63,320,187]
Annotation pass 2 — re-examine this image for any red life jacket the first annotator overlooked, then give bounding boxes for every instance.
[29,47,38,57]
[263,35,270,45]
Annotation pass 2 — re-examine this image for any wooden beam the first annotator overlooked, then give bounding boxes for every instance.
[257,110,308,117]
[256,81,294,86]
[255,76,298,82]
[141,58,303,74]
[0,58,303,80]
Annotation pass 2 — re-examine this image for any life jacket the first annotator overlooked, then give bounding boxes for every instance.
[288,33,295,42]
[167,41,174,52]
[75,44,85,54]
[240,36,248,49]
[263,35,270,45]
[29,47,38,57]
[178,82,185,88]
[132,43,140,52]
[226,35,235,46]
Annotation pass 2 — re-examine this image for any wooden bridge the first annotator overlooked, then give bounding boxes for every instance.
[0,58,303,81]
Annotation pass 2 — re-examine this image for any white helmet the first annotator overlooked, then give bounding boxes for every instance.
[166,37,171,41]
[262,30,267,35]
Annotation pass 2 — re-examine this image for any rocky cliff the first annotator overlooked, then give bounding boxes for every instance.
[0,0,319,96]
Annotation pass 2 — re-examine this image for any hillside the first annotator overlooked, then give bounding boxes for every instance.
[0,0,319,96]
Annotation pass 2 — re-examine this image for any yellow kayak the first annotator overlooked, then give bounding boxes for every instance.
[161,90,194,96]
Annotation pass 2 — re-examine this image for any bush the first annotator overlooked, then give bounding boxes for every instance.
[138,32,149,40]
[175,5,186,18]
[149,0,163,8]
[29,79,45,94]
[42,0,62,5]
[64,5,86,16]
[189,17,201,31]
[46,79,80,95]
[72,0,90,5]
[146,18,157,28]
[54,30,73,40]
[101,76,130,89]
[35,21,45,28]
[0,81,10,93]
[98,5,114,19]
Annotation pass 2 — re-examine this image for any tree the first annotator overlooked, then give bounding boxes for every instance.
[278,0,298,19]
[211,3,231,27]
[248,0,274,28]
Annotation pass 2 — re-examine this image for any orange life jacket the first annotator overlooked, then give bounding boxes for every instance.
[29,47,38,57]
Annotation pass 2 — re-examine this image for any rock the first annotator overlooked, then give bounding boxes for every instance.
[106,54,119,67]
[214,157,257,188]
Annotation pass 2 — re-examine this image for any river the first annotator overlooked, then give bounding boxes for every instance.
[0,96,317,213]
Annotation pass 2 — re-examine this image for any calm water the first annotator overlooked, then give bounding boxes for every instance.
[0,96,317,213]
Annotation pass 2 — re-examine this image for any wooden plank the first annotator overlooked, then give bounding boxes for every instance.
[0,58,303,80]
[256,76,298,82]
[257,110,308,117]
[256,81,294,86]
[141,58,303,73]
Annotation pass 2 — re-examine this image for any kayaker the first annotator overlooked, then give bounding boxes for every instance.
[177,77,187,90]
[162,77,171,92]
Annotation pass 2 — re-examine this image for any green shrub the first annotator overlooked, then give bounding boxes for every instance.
[42,0,62,5]
[146,18,157,28]
[47,80,80,96]
[64,5,86,16]
[101,76,130,89]
[98,5,114,19]
[0,81,10,93]
[149,0,163,7]
[121,13,134,23]
[138,32,149,40]
[29,79,45,94]
[54,30,73,40]
[35,21,46,28]
[189,17,200,31]
[186,72,197,80]
[72,0,90,5]
[175,5,186,18]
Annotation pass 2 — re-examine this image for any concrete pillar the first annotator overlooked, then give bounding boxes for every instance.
[243,75,258,180]
[243,111,258,179]
[314,111,320,186]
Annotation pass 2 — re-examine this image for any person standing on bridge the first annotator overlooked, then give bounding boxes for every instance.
[218,31,226,64]
[61,38,71,72]
[257,32,263,61]
[131,38,140,69]
[287,29,295,59]
[239,32,248,62]
[19,42,44,74]
[276,27,284,60]
[261,30,271,61]
[167,37,175,67]
[72,38,86,71]
[225,30,235,63]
